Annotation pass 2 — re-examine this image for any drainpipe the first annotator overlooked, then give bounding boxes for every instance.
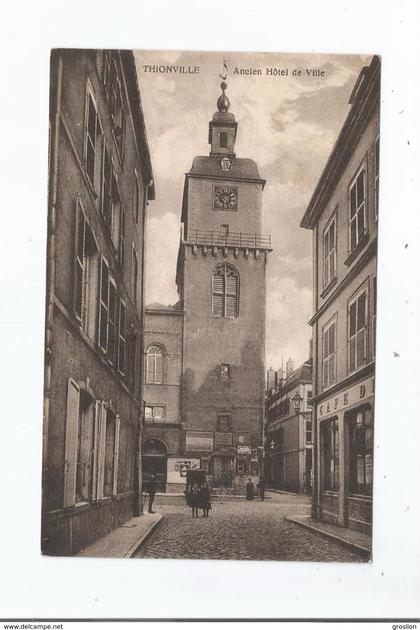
[42,53,63,537]
[134,177,153,516]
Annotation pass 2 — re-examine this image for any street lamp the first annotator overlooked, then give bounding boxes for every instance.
[292,391,303,415]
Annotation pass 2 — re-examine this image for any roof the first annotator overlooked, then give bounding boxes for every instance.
[188,156,265,184]
[300,55,380,230]
[120,50,155,200]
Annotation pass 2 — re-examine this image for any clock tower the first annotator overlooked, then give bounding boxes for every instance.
[176,80,271,490]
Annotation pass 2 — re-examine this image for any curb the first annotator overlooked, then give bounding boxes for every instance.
[125,514,163,558]
[286,516,371,558]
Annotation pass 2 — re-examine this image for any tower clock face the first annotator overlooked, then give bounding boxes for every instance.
[213,185,238,211]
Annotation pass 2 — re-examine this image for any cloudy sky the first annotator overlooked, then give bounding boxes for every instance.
[134,50,371,372]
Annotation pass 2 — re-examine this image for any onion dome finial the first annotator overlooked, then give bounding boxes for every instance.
[217,81,230,112]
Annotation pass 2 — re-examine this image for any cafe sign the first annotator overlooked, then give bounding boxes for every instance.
[317,377,374,418]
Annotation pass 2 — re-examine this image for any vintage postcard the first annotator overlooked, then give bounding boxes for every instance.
[42,49,379,561]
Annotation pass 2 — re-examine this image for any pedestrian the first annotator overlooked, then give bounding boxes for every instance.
[199,483,212,517]
[189,483,200,518]
[146,473,157,514]
[258,477,265,501]
[246,477,255,501]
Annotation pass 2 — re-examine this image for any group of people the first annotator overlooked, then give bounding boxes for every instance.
[246,477,265,501]
[185,483,212,518]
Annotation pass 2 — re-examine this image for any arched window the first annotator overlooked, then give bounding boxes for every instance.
[212,264,239,318]
[146,345,165,384]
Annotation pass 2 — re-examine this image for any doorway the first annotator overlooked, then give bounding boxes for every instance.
[142,438,167,492]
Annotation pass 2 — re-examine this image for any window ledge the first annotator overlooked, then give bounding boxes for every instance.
[320,275,338,299]
[348,494,372,502]
[344,233,370,266]
[322,490,339,496]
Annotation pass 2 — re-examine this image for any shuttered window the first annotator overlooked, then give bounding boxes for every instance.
[108,280,117,364]
[349,166,366,252]
[63,379,80,508]
[348,289,367,372]
[118,300,126,375]
[74,201,97,331]
[323,214,336,287]
[322,318,336,390]
[212,264,239,318]
[146,345,165,384]
[98,259,109,351]
[84,91,101,187]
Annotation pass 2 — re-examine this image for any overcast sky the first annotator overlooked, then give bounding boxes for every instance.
[134,50,370,373]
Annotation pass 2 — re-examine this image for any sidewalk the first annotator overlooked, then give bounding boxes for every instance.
[76,512,163,558]
[286,514,371,558]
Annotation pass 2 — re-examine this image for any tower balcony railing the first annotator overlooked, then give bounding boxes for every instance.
[184,229,271,249]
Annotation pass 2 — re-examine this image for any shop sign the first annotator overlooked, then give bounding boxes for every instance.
[167,458,200,483]
[237,445,251,455]
[317,377,374,418]
[186,431,213,452]
[215,432,233,446]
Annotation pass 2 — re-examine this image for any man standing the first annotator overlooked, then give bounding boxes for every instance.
[146,474,157,514]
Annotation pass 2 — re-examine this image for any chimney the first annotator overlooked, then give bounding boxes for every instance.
[286,358,294,378]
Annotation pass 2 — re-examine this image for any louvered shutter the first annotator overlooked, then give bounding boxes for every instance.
[212,272,224,316]
[99,260,109,351]
[63,379,80,508]
[91,400,101,501]
[356,329,366,368]
[112,414,120,496]
[96,402,107,499]
[226,273,238,317]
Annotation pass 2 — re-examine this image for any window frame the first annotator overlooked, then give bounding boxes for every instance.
[117,299,127,376]
[212,263,240,319]
[348,158,368,254]
[144,404,167,424]
[321,315,337,391]
[83,82,102,190]
[348,282,369,374]
[323,209,337,290]
[217,414,232,432]
[145,344,166,385]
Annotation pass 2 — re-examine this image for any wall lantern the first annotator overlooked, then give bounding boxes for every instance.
[269,440,276,450]
[292,391,303,414]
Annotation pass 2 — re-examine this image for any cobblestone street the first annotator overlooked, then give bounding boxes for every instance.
[135,492,366,562]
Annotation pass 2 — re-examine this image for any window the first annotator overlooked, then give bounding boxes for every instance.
[132,246,139,309]
[349,165,367,252]
[372,277,377,358]
[321,418,339,491]
[134,169,142,224]
[118,205,126,269]
[220,364,230,379]
[103,410,120,497]
[217,414,231,432]
[101,143,120,244]
[74,201,97,334]
[84,90,101,187]
[145,405,166,423]
[107,279,117,364]
[348,287,368,372]
[118,300,126,375]
[349,409,373,495]
[212,264,239,318]
[99,259,109,351]
[375,136,379,220]
[322,317,336,390]
[323,213,336,288]
[305,419,312,444]
[75,391,95,503]
[109,59,125,157]
[220,131,228,148]
[146,345,165,384]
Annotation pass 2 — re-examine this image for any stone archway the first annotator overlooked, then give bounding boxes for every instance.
[142,438,168,492]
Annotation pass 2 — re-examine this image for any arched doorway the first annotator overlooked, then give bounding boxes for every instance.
[142,438,168,492]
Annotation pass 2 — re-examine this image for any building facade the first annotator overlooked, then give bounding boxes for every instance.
[43,49,155,555]
[301,56,380,534]
[142,81,271,493]
[265,360,313,494]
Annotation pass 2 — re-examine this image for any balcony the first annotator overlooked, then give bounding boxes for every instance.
[184,229,271,249]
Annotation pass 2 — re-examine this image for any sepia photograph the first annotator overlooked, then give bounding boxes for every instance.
[41,48,379,563]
